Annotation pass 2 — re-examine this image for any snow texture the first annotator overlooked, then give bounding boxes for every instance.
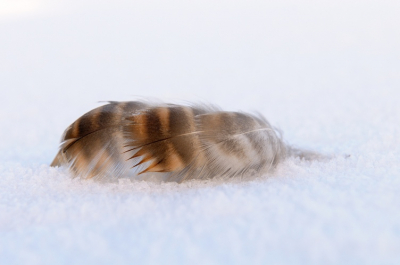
[1,0,400,264]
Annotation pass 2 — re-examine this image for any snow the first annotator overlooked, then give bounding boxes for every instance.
[1,0,400,264]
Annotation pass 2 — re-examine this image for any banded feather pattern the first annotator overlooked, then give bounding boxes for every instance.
[51,101,287,182]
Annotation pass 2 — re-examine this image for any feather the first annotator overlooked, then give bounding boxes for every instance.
[51,101,288,182]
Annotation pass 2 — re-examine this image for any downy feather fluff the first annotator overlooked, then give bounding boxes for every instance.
[51,101,288,182]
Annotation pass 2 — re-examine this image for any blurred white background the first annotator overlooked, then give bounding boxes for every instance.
[1,0,399,163]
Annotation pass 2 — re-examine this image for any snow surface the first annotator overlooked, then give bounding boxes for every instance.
[1,0,400,264]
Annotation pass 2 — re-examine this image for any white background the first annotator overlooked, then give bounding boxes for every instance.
[1,0,399,264]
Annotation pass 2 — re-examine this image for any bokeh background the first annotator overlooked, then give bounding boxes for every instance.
[1,0,399,264]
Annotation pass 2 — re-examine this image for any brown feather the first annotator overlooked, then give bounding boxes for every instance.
[51,101,287,182]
